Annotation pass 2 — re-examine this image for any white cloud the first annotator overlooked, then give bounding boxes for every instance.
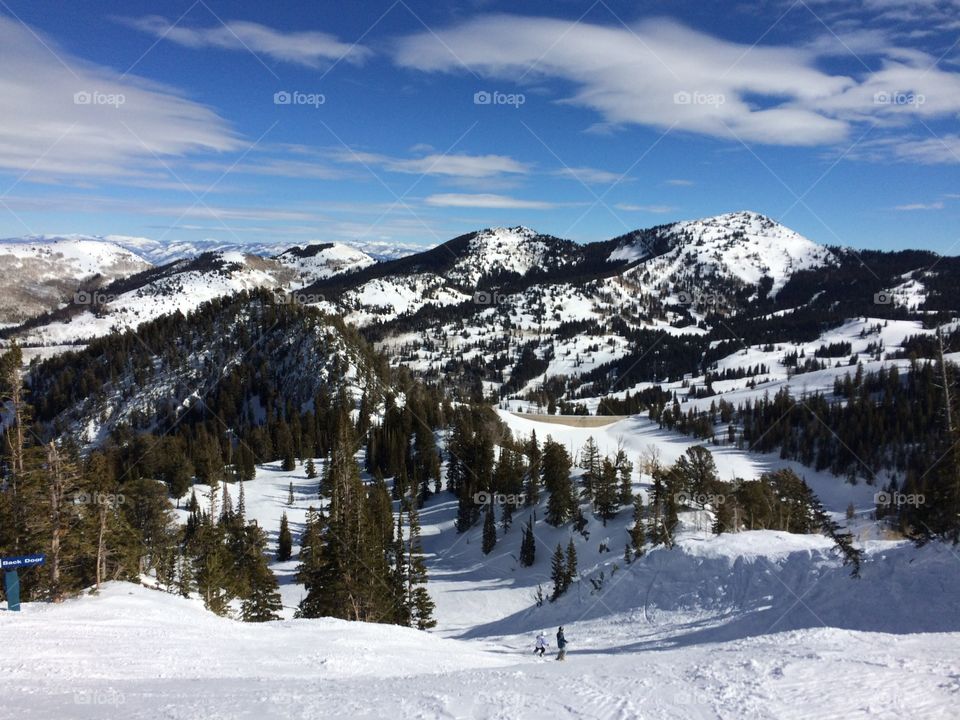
[666,179,694,186]
[853,134,960,164]
[894,201,944,210]
[614,203,676,213]
[554,166,626,184]
[119,16,370,68]
[333,150,530,178]
[0,16,238,180]
[394,15,853,146]
[393,14,960,149]
[424,193,557,209]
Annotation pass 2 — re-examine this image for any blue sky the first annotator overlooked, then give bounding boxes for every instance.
[0,0,958,252]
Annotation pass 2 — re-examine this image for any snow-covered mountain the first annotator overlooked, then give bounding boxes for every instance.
[0,237,151,325]
[29,289,384,445]
[0,233,425,265]
[2,243,375,347]
[306,225,588,324]
[5,211,954,401]
[612,210,837,296]
[273,242,375,282]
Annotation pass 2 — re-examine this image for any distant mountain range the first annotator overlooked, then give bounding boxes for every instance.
[2,211,957,413]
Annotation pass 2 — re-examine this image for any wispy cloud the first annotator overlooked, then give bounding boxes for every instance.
[553,166,627,184]
[424,193,558,209]
[0,16,238,180]
[666,179,694,186]
[894,201,944,210]
[333,150,531,178]
[614,203,676,213]
[118,16,371,68]
[851,135,960,164]
[393,14,960,149]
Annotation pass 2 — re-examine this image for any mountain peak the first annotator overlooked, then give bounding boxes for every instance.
[473,225,540,242]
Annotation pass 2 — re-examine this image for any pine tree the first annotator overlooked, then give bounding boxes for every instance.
[616,448,634,507]
[565,538,578,587]
[523,430,541,506]
[712,495,734,534]
[519,515,536,567]
[594,458,619,524]
[550,543,567,600]
[287,481,294,506]
[240,526,283,622]
[277,512,293,561]
[623,543,633,564]
[220,483,233,524]
[629,493,646,556]
[544,438,575,526]
[579,436,601,501]
[482,499,497,555]
[390,509,410,626]
[404,501,436,630]
[176,553,194,598]
[298,412,393,622]
[305,457,317,479]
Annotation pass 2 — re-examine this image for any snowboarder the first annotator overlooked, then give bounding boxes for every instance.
[534,631,548,657]
[556,626,567,661]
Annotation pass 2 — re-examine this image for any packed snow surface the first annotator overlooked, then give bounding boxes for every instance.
[4,411,960,718]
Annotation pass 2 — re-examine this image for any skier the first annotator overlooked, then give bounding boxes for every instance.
[534,631,548,657]
[556,625,567,661]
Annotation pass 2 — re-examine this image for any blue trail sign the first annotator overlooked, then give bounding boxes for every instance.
[1,554,45,611]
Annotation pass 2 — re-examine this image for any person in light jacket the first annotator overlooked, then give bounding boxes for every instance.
[534,631,548,657]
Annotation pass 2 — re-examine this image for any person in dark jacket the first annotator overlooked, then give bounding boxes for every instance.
[556,626,567,661]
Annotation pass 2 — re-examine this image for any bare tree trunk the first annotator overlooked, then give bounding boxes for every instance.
[4,352,26,552]
[47,442,65,602]
[96,504,107,590]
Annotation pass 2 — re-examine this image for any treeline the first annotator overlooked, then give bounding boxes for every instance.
[654,358,960,543]
[2,292,444,626]
[0,344,177,603]
[296,408,435,628]
[441,409,859,601]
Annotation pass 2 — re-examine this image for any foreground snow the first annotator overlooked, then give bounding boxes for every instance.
[1,582,956,719]
[8,410,960,718]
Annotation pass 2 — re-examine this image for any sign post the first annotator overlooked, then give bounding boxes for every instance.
[1,555,46,611]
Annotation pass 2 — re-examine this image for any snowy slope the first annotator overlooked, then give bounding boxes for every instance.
[316,226,578,325]
[0,238,151,324]
[614,210,837,296]
[5,245,374,347]
[10,410,960,718]
[0,233,424,264]
[1,579,956,719]
[446,226,572,286]
[273,242,375,283]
